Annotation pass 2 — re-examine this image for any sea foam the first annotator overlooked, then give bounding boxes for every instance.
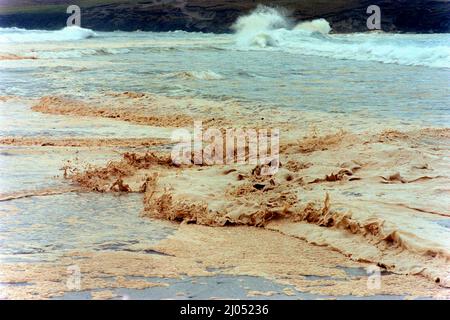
[0,26,97,43]
[232,5,450,68]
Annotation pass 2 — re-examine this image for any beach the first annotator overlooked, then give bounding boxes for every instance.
[0,9,449,299]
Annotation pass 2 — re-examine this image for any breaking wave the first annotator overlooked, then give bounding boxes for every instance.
[36,48,131,59]
[232,5,450,68]
[0,26,97,43]
[166,70,224,80]
[232,5,331,48]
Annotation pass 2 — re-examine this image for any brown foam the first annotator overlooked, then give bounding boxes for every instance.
[66,124,450,287]
[0,54,37,61]
[0,137,170,147]
[32,96,194,128]
[0,187,80,202]
[12,92,449,290]
[1,224,447,299]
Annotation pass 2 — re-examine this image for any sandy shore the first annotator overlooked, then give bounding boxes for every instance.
[0,93,449,299]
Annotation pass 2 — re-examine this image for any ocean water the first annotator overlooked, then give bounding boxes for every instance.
[0,8,449,126]
[0,8,449,298]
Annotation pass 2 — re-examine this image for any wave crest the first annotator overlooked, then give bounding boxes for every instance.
[294,18,332,35]
[231,6,449,68]
[232,5,331,48]
[232,5,291,48]
[0,26,97,43]
[167,70,224,80]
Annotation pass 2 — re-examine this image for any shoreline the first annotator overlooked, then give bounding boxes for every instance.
[1,91,448,299]
[1,2,449,301]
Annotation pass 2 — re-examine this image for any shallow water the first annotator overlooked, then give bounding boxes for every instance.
[0,100,172,139]
[0,146,123,194]
[0,192,174,263]
[57,274,407,300]
[0,29,449,126]
[0,14,449,299]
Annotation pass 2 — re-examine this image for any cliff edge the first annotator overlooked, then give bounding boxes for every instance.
[0,0,449,33]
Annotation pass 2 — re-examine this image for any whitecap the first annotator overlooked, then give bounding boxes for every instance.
[0,26,97,44]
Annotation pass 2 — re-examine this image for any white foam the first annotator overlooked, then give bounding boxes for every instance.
[35,48,131,59]
[294,18,332,35]
[168,70,224,80]
[281,33,450,68]
[0,26,97,43]
[232,5,291,48]
[232,6,450,68]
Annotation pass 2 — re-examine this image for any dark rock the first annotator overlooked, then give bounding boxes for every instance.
[0,0,448,33]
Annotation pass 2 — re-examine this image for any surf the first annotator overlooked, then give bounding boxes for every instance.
[0,26,97,43]
[231,5,450,68]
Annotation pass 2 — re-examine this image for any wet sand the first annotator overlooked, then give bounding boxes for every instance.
[0,93,449,299]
